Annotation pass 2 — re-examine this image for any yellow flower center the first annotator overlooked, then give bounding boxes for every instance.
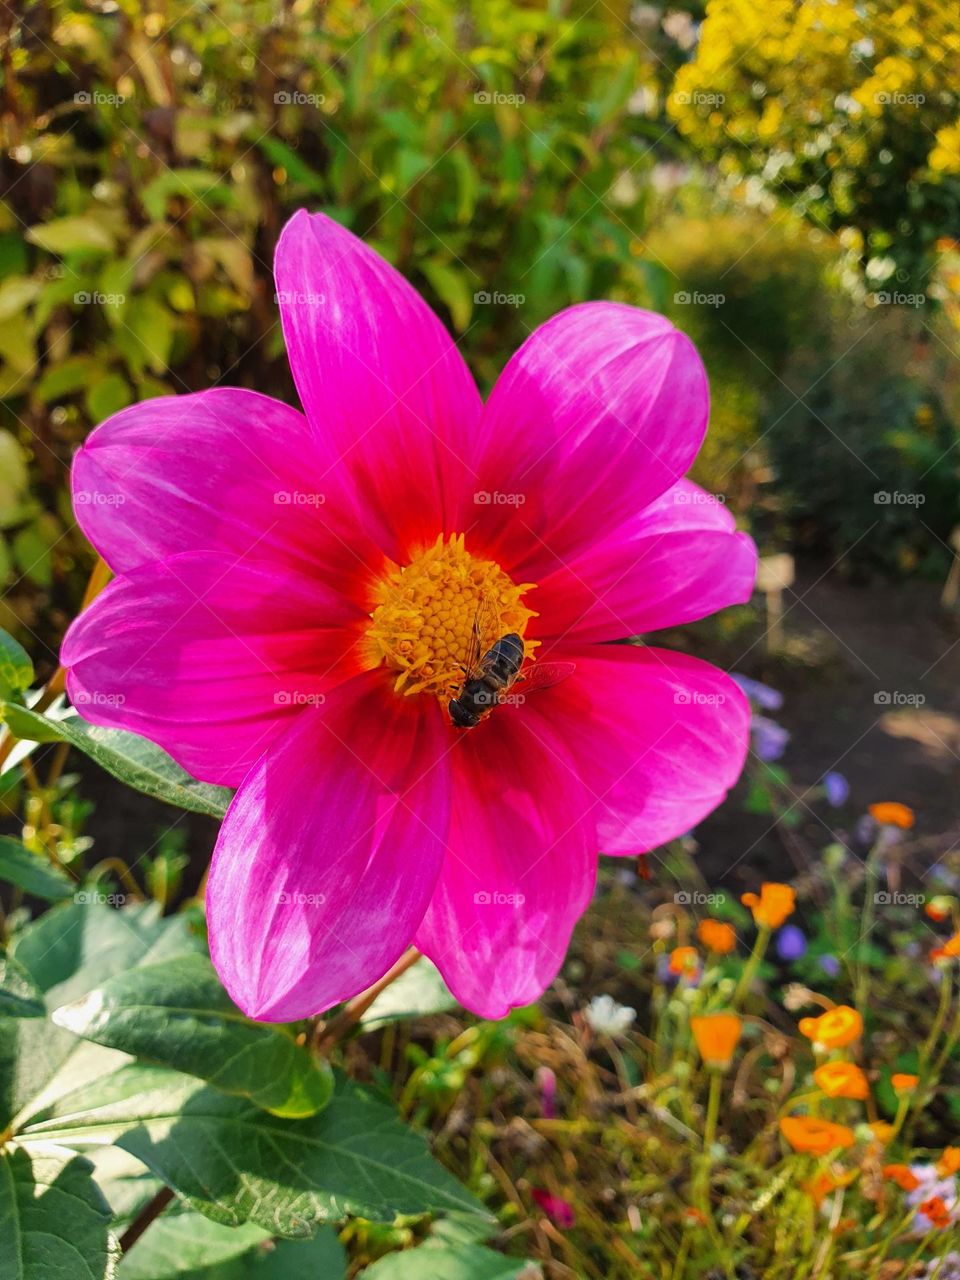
[365,533,538,700]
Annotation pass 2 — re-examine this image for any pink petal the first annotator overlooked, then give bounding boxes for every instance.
[544,646,750,854]
[462,304,708,578]
[533,481,757,643]
[207,676,451,1021]
[72,389,374,596]
[275,211,483,558]
[415,712,596,1019]
[61,552,363,786]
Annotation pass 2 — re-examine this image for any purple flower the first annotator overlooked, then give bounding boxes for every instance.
[732,674,784,712]
[819,954,841,977]
[537,1066,557,1119]
[752,715,790,762]
[776,924,807,961]
[823,771,849,808]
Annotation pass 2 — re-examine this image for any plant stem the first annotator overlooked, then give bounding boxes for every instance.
[118,1186,175,1253]
[855,841,882,1013]
[732,926,770,1008]
[313,947,422,1051]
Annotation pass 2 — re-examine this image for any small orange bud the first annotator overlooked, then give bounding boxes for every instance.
[669,945,699,975]
[741,883,796,929]
[813,1061,869,1100]
[891,1073,919,1093]
[937,1147,960,1176]
[798,1006,863,1049]
[868,802,915,829]
[691,1013,743,1069]
[697,919,736,954]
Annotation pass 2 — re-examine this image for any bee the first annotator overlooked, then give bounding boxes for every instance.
[448,605,575,729]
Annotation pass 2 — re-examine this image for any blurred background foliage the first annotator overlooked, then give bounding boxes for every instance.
[1,0,959,674]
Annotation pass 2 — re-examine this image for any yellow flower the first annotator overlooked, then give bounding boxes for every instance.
[697,919,736,954]
[799,1006,863,1049]
[891,1073,919,1094]
[868,1121,896,1147]
[813,1061,869,1100]
[868,802,915,829]
[741,883,796,929]
[668,946,699,976]
[780,1116,855,1156]
[691,1013,743,1069]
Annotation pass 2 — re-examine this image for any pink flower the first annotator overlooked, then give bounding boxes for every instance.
[61,211,755,1022]
[531,1188,575,1229]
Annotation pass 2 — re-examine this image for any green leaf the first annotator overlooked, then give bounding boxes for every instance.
[124,297,175,376]
[0,627,33,695]
[21,1066,487,1236]
[0,276,40,321]
[1,698,69,743]
[116,1213,270,1279]
[53,954,333,1118]
[35,355,98,403]
[360,1244,536,1280]
[0,953,45,1017]
[0,1142,119,1279]
[361,957,457,1030]
[26,216,115,254]
[3,705,232,817]
[86,373,133,423]
[0,837,74,901]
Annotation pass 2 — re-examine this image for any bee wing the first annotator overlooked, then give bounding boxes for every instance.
[516,660,576,695]
[461,597,499,680]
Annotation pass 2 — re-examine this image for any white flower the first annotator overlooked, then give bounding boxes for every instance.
[584,994,637,1037]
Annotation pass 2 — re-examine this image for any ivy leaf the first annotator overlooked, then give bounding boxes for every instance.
[53,954,334,1118]
[0,837,74,901]
[0,1142,119,1279]
[0,953,46,1018]
[21,1066,487,1235]
[2,705,232,817]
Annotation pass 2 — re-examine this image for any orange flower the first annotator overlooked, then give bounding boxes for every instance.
[669,945,699,975]
[813,1061,869,1100]
[804,1171,838,1207]
[891,1073,919,1094]
[780,1117,856,1156]
[741,883,796,929]
[926,897,953,923]
[937,1147,960,1176]
[868,802,915,830]
[697,919,736,954]
[798,1006,863,1049]
[943,933,960,958]
[690,1013,743,1069]
[918,1195,951,1229]
[883,1163,921,1191]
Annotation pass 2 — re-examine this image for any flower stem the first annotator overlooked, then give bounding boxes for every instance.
[732,925,770,1008]
[313,947,422,1051]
